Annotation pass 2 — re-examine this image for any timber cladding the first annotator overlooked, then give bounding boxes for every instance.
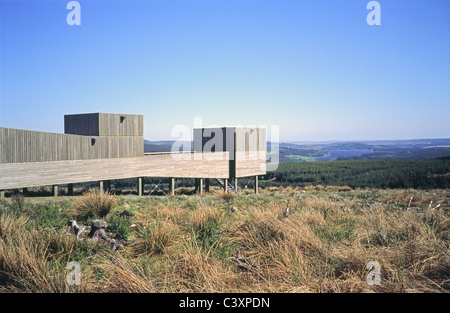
[0,152,230,190]
[0,113,144,164]
[193,126,267,178]
[235,151,267,177]
[0,128,143,163]
[193,127,266,154]
[64,113,143,136]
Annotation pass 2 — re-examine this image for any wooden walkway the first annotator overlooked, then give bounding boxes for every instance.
[0,151,265,192]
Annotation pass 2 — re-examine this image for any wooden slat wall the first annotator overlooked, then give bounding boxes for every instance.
[99,114,143,136]
[235,127,265,152]
[192,126,267,178]
[235,151,267,178]
[258,128,267,152]
[194,127,266,154]
[234,127,266,177]
[195,127,237,153]
[0,152,230,190]
[0,128,143,163]
[65,113,143,137]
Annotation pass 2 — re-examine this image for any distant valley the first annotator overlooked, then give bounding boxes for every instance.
[144,139,450,163]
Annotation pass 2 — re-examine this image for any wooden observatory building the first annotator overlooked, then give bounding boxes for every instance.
[0,113,267,197]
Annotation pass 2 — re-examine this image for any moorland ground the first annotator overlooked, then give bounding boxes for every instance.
[0,186,449,293]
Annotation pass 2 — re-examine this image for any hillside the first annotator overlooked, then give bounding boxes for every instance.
[263,158,450,189]
[279,139,450,162]
[0,187,448,293]
[144,138,450,163]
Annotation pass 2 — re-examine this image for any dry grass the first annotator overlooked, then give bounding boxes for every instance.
[94,255,157,293]
[132,222,176,256]
[219,191,236,203]
[0,187,449,293]
[0,214,101,292]
[74,189,117,219]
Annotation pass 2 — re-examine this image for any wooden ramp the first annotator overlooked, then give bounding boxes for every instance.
[0,152,229,190]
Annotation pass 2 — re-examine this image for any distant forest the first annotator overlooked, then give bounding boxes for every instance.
[116,140,450,191]
[101,158,450,192]
[262,157,450,189]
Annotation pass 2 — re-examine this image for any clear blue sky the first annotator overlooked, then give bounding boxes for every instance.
[1,0,449,141]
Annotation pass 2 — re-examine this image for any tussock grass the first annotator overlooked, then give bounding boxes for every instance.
[74,189,117,220]
[0,214,103,292]
[94,255,157,293]
[219,191,235,203]
[0,187,448,293]
[132,222,176,256]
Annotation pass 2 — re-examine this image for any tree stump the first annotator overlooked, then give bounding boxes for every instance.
[66,220,86,239]
[88,219,124,251]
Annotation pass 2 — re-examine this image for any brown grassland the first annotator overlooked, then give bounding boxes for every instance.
[0,186,449,293]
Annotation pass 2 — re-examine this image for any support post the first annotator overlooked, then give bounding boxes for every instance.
[53,185,59,197]
[254,176,259,194]
[23,188,28,196]
[194,178,199,193]
[205,179,210,193]
[224,179,228,193]
[234,178,238,194]
[68,184,74,196]
[99,180,110,192]
[169,178,175,196]
[199,178,204,194]
[137,177,144,196]
[0,190,4,199]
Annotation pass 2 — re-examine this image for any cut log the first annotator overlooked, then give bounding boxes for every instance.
[64,219,123,250]
[89,219,124,251]
[66,220,86,240]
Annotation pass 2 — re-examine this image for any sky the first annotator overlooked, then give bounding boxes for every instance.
[0,0,449,142]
